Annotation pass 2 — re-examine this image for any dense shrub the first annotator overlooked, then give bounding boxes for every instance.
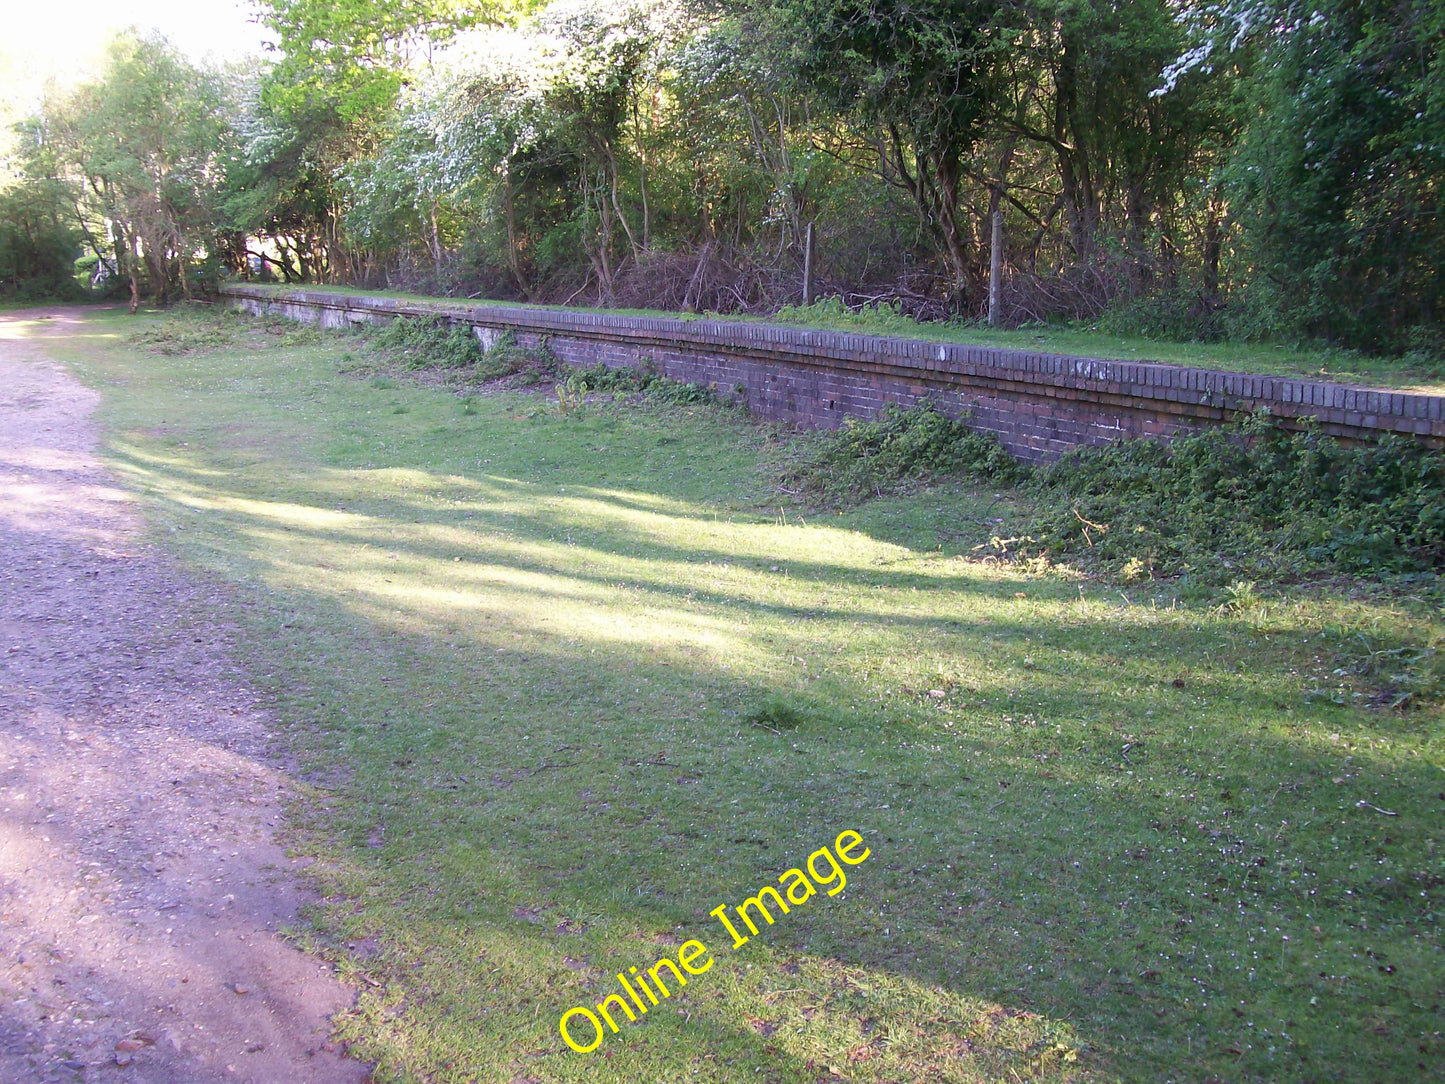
[782,403,1022,506]
[1028,415,1445,581]
[1096,288,1227,343]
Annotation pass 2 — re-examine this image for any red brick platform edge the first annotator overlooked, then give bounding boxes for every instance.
[221,284,1445,464]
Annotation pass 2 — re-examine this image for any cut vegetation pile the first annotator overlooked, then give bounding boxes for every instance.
[127,300,319,354]
[1029,417,1445,582]
[559,361,717,406]
[781,403,1024,504]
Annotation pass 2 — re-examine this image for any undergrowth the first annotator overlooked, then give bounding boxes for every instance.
[561,361,717,405]
[477,330,560,385]
[771,296,922,337]
[365,317,559,384]
[779,404,1445,593]
[1027,413,1445,583]
[367,315,484,370]
[780,402,1023,506]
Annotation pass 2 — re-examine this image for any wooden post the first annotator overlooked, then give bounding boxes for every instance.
[802,220,814,306]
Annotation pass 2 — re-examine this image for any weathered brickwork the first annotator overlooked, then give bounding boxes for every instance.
[222,283,1445,464]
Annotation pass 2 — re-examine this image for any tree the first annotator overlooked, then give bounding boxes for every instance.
[1221,0,1444,350]
[0,180,82,299]
[34,33,231,308]
[1009,0,1229,273]
[259,0,500,128]
[774,0,1009,306]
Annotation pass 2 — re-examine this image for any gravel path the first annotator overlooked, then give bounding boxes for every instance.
[0,309,370,1083]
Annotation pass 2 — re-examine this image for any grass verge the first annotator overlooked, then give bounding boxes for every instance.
[35,305,1445,1084]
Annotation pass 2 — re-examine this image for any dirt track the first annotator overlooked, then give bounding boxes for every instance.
[0,309,369,1083]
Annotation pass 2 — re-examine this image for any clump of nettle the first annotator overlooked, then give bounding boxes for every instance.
[781,402,1445,586]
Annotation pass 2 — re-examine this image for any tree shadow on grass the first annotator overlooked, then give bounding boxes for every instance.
[94,436,1445,1084]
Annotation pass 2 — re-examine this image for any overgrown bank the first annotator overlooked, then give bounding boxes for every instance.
[780,403,1445,584]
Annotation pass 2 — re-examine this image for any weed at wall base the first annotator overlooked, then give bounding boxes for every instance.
[1023,416,1445,583]
[780,402,1024,508]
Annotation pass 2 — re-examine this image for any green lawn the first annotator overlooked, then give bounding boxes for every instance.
[237,282,1445,396]
[35,307,1444,1084]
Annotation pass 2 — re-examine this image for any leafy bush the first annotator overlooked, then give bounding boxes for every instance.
[1027,414,1445,581]
[0,185,83,301]
[782,403,1023,506]
[369,316,485,370]
[1097,288,1226,342]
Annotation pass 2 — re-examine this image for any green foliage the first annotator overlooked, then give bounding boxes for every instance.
[782,402,1022,506]
[31,33,231,303]
[369,315,486,369]
[1223,0,1444,353]
[0,183,82,300]
[476,330,560,383]
[744,693,808,731]
[1028,415,1445,582]
[129,308,240,355]
[563,361,716,404]
[365,317,564,382]
[776,0,1005,298]
[1097,287,1226,342]
[552,374,588,415]
[128,303,319,354]
[1328,628,1445,712]
[258,0,498,127]
[772,297,921,336]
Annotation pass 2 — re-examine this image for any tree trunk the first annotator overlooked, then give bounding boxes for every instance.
[502,170,535,302]
[1203,196,1222,299]
[988,195,1003,327]
[430,199,443,286]
[802,221,814,305]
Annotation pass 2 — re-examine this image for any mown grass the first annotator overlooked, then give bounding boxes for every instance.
[237,283,1445,395]
[37,306,1445,1084]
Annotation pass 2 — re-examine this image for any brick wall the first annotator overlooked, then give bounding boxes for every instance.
[221,284,1445,464]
